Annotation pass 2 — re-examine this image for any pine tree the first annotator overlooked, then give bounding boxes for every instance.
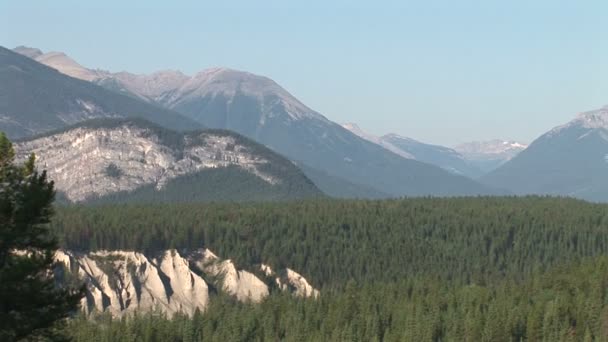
[0,133,83,341]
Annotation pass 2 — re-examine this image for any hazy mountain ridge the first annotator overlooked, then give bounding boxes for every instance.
[0,46,202,139]
[9,46,506,198]
[482,105,608,201]
[342,123,484,178]
[454,139,528,173]
[15,118,321,203]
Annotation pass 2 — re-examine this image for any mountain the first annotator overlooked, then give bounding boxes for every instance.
[481,105,608,201]
[15,118,322,203]
[17,47,502,198]
[454,140,527,173]
[342,123,483,178]
[55,248,318,317]
[0,46,201,139]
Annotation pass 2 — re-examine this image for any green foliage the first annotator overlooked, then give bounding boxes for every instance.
[52,196,608,287]
[104,163,122,179]
[45,196,608,340]
[65,257,608,341]
[0,132,83,341]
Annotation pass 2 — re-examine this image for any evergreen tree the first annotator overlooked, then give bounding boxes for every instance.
[0,133,83,341]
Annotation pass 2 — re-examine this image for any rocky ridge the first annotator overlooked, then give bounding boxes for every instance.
[14,120,281,202]
[55,248,318,317]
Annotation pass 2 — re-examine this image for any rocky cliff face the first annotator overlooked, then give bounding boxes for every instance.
[55,249,318,317]
[14,120,290,202]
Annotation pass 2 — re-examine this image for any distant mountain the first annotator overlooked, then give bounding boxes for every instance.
[0,46,200,139]
[481,106,608,201]
[342,123,482,178]
[15,118,322,203]
[15,46,501,197]
[454,140,527,173]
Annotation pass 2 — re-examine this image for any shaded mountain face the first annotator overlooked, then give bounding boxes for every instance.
[164,77,499,197]
[342,123,483,179]
[14,46,501,197]
[0,46,201,139]
[454,140,527,173]
[15,119,322,203]
[481,106,608,201]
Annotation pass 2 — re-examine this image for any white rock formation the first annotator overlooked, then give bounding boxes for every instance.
[56,250,209,317]
[189,249,269,302]
[260,264,320,298]
[15,122,278,202]
[54,249,319,317]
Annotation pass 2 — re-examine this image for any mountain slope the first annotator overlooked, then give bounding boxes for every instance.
[342,123,481,178]
[121,68,500,197]
[15,118,322,203]
[481,106,608,201]
[15,46,501,197]
[381,134,483,178]
[0,46,201,139]
[455,140,527,173]
[341,123,482,178]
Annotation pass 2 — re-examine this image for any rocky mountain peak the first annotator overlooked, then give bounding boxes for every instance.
[573,106,608,129]
[13,45,43,59]
[35,51,103,81]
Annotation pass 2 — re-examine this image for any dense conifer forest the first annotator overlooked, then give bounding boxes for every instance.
[52,197,608,341]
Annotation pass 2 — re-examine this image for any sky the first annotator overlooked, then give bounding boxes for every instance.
[1,0,607,146]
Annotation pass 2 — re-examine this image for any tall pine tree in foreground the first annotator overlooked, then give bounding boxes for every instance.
[0,133,83,341]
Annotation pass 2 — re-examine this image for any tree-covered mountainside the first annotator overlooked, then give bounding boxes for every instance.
[15,118,322,203]
[51,197,608,341]
[0,46,201,139]
[51,197,608,287]
[66,256,608,341]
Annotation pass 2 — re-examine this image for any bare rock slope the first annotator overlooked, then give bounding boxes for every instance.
[55,248,318,317]
[15,119,321,202]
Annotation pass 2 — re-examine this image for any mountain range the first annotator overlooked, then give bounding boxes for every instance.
[7,45,608,202]
[342,123,526,178]
[482,106,608,201]
[0,46,200,139]
[7,46,503,198]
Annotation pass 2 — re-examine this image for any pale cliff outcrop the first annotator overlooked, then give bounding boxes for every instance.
[15,121,279,202]
[188,249,269,302]
[54,248,319,317]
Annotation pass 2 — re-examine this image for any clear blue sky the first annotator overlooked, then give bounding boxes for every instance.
[1,0,607,146]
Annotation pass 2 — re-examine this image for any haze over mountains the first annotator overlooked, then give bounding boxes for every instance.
[342,122,526,178]
[0,47,200,138]
[5,45,608,202]
[8,46,503,199]
[482,106,608,201]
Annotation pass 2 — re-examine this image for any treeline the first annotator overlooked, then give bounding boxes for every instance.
[66,256,608,341]
[51,196,608,287]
